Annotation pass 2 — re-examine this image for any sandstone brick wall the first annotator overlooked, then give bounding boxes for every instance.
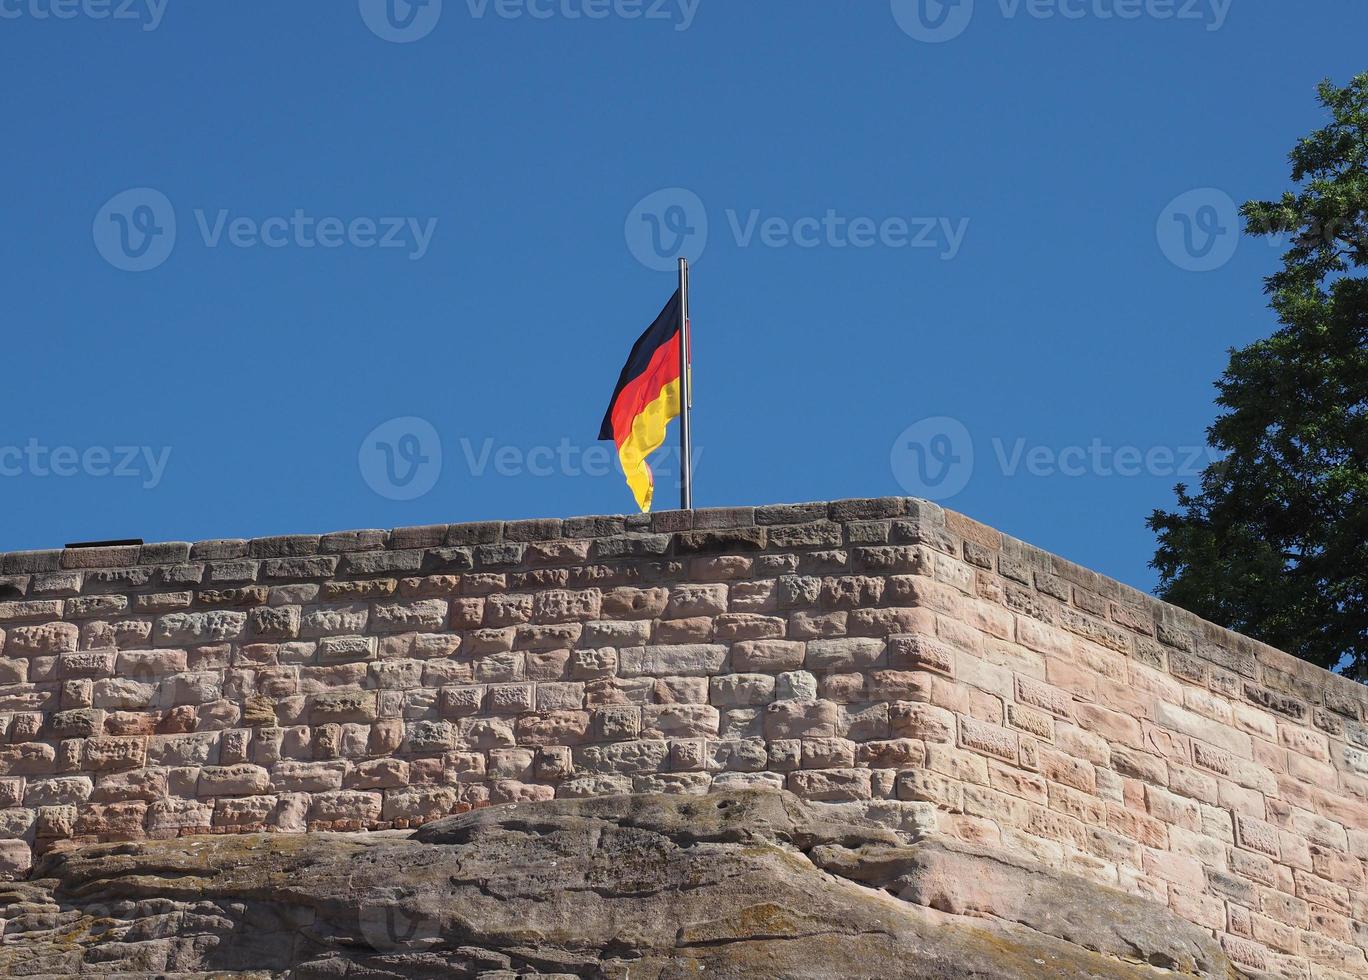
[0,497,1365,977]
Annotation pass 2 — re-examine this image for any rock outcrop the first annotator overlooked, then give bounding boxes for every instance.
[0,790,1236,979]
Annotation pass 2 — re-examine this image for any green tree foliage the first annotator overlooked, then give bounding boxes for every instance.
[1150,73,1368,677]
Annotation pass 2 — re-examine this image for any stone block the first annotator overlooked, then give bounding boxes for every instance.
[620,644,727,677]
[309,691,378,724]
[372,599,448,633]
[154,611,247,646]
[764,699,839,739]
[199,765,271,797]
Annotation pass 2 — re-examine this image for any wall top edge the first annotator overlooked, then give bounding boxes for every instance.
[0,496,1359,698]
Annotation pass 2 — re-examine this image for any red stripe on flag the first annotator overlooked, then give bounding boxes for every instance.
[609,330,681,448]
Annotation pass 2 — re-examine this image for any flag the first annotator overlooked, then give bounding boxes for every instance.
[599,289,684,513]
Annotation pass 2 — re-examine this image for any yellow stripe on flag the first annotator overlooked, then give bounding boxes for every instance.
[616,377,681,513]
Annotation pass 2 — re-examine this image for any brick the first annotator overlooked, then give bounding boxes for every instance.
[531,589,601,624]
[887,701,956,742]
[620,644,727,677]
[381,785,460,823]
[657,584,722,619]
[198,764,271,796]
[309,691,378,724]
[1235,814,1283,858]
[1015,675,1073,719]
[0,600,63,623]
[987,759,1047,804]
[641,704,718,738]
[1006,703,1054,740]
[713,613,785,641]
[856,738,926,769]
[788,768,872,802]
[486,683,535,714]
[7,621,79,655]
[731,639,804,672]
[764,699,840,739]
[675,527,766,554]
[1038,748,1096,793]
[887,633,956,675]
[1156,701,1254,758]
[776,671,818,701]
[370,599,448,633]
[154,610,247,646]
[805,637,883,671]
[958,717,1018,763]
[709,673,775,707]
[1074,702,1143,749]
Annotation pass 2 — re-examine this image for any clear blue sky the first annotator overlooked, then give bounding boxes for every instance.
[2,1,1364,596]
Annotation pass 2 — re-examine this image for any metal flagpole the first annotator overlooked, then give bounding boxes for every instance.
[678,257,693,511]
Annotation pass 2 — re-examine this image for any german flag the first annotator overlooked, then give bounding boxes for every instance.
[599,289,685,513]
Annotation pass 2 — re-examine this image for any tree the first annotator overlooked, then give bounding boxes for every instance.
[1149,72,1368,677]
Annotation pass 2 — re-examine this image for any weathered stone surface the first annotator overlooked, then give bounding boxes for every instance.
[154,610,247,645]
[0,497,1356,978]
[0,790,1231,978]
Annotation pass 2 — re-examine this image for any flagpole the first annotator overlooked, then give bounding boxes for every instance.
[678,257,693,511]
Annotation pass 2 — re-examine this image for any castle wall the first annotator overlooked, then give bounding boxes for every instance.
[0,498,1364,976]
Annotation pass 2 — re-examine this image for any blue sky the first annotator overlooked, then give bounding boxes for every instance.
[2,1,1364,595]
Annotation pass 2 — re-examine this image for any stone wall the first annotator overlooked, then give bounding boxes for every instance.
[0,497,1364,978]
